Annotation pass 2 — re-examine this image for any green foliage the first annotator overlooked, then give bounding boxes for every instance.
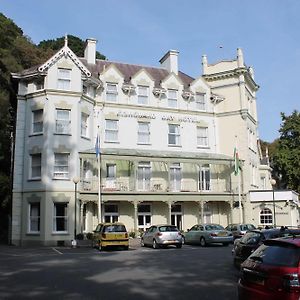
[272,111,300,193]
[38,35,106,60]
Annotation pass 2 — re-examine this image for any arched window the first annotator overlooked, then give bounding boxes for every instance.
[260,208,273,225]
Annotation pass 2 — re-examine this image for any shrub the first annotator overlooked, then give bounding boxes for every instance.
[86,232,94,240]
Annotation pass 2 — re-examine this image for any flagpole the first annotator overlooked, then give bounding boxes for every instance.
[95,127,102,223]
[97,154,102,223]
[238,170,242,223]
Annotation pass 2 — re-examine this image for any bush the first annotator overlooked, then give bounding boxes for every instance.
[76,233,84,240]
[129,231,136,238]
[86,232,94,240]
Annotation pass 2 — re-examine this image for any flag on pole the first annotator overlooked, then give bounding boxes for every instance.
[234,146,240,176]
[95,133,100,158]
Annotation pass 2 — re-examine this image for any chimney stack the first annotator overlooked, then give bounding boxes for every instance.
[237,48,244,67]
[202,54,208,75]
[159,50,179,75]
[84,38,97,64]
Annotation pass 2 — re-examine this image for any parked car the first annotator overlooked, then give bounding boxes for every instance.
[93,222,129,251]
[225,223,256,240]
[141,225,183,249]
[233,227,300,268]
[184,223,233,246]
[238,236,300,300]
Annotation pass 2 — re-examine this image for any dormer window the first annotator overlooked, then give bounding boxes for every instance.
[137,86,149,105]
[195,93,206,110]
[168,89,177,108]
[106,83,118,102]
[57,68,71,90]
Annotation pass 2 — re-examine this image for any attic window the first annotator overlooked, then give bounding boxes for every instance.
[106,83,118,102]
[57,68,71,90]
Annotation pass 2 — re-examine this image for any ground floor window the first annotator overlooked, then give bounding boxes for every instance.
[171,204,182,230]
[28,202,40,233]
[53,203,68,232]
[260,208,273,225]
[138,204,151,231]
[104,203,119,223]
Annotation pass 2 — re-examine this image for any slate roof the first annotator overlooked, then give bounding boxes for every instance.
[13,56,195,89]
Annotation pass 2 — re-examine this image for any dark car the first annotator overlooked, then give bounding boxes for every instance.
[225,223,256,240]
[238,236,300,300]
[233,228,300,268]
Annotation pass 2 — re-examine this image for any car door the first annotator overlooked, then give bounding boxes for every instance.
[143,226,155,245]
[186,225,200,243]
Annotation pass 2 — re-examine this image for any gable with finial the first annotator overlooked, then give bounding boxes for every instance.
[38,35,91,77]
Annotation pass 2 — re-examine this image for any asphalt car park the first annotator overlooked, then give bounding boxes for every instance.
[0,240,239,300]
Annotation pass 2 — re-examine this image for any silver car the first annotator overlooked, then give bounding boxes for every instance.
[184,223,233,246]
[141,225,183,249]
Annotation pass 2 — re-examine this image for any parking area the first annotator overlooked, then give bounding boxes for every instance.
[0,240,239,300]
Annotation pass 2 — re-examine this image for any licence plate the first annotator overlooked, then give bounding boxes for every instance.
[218,232,227,236]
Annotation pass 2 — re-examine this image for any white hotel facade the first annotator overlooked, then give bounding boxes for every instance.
[11,38,299,246]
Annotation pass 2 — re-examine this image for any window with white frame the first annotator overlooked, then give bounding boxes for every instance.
[137,161,151,191]
[32,109,43,134]
[137,122,150,144]
[105,119,118,142]
[30,153,41,179]
[170,163,181,191]
[106,83,118,102]
[168,124,180,146]
[55,109,71,134]
[28,202,40,233]
[57,68,71,90]
[197,126,209,147]
[195,93,206,110]
[260,208,273,225]
[199,165,210,191]
[167,89,178,108]
[137,86,149,105]
[171,204,182,230]
[54,153,69,179]
[260,176,266,189]
[53,202,68,232]
[104,204,119,223]
[81,112,89,138]
[35,79,44,91]
[138,204,151,232]
[106,164,116,189]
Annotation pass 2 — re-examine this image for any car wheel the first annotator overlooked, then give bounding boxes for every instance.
[153,239,159,249]
[200,237,206,247]
[223,242,229,246]
[176,243,182,249]
[124,245,129,250]
[141,238,145,247]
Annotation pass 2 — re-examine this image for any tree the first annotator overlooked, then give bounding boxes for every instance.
[38,35,106,60]
[272,110,300,193]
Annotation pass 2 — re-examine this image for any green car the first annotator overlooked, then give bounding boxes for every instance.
[184,224,233,246]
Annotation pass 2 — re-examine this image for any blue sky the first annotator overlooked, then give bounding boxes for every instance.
[1,0,299,142]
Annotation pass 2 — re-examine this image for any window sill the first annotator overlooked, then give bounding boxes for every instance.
[168,144,182,148]
[28,178,41,182]
[29,133,43,137]
[52,177,70,181]
[26,232,40,236]
[54,133,72,136]
[137,143,151,146]
[197,146,210,149]
[105,141,119,144]
[51,232,69,235]
[81,136,91,141]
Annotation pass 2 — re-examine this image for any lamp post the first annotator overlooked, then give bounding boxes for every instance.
[73,176,80,243]
[270,179,276,228]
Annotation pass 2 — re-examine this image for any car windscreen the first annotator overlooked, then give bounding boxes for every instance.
[240,231,262,244]
[103,225,126,233]
[249,243,300,267]
[205,224,224,231]
[159,226,178,232]
[240,224,255,231]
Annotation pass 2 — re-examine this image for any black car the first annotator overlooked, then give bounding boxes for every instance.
[232,228,300,268]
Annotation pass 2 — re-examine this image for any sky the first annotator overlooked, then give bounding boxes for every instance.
[1,0,299,142]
